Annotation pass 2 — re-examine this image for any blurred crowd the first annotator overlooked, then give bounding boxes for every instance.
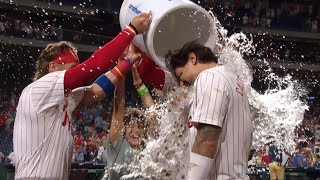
[0,17,63,41]
[0,17,108,45]
[248,112,320,170]
[200,0,320,33]
[253,38,320,64]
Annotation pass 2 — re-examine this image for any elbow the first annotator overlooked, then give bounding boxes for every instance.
[84,84,106,104]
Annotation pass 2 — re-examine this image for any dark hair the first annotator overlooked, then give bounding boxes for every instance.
[165,41,218,77]
[123,107,147,126]
[34,41,77,80]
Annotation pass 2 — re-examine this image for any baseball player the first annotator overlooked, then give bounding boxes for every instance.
[166,41,253,180]
[13,11,152,180]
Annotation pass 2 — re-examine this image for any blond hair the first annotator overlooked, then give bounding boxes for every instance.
[34,41,77,80]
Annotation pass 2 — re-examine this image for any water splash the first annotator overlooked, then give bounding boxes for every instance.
[105,86,191,180]
[104,7,308,179]
[213,18,308,152]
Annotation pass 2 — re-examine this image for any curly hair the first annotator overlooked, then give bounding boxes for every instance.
[123,107,147,126]
[33,41,77,81]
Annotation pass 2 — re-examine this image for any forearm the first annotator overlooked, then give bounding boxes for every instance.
[192,124,220,157]
[83,55,136,103]
[109,79,126,146]
[137,84,154,108]
[64,28,135,90]
[114,78,126,113]
[189,124,221,180]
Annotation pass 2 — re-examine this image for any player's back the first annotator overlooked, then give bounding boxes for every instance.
[13,71,73,180]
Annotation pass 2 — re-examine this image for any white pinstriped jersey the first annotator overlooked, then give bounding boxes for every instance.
[189,66,252,180]
[13,71,84,180]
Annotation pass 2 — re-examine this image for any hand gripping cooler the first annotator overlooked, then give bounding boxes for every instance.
[119,0,217,70]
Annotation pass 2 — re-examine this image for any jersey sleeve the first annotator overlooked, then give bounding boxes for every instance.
[31,71,66,114]
[137,56,177,93]
[66,86,86,115]
[190,71,229,127]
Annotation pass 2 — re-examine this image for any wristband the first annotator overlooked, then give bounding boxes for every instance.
[111,58,133,80]
[136,84,148,96]
[126,26,136,36]
[129,22,139,34]
[94,75,115,96]
[123,56,134,64]
[188,152,214,180]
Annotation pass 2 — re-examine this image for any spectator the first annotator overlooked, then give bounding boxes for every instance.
[6,152,14,164]
[75,145,85,163]
[243,13,249,25]
[21,21,33,38]
[304,147,316,166]
[94,141,106,163]
[261,16,267,28]
[0,20,5,34]
[314,146,320,163]
[33,25,41,39]
[0,152,5,163]
[40,27,48,39]
[266,17,272,28]
[268,144,285,180]
[94,115,104,133]
[261,148,270,165]
[254,150,263,166]
[291,148,307,167]
[57,28,64,41]
[253,16,260,26]
[311,19,318,33]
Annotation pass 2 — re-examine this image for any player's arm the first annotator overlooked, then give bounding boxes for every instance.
[78,45,142,106]
[188,72,228,180]
[192,124,221,158]
[132,62,159,138]
[64,11,152,91]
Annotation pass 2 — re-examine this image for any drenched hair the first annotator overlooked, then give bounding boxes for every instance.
[124,107,147,126]
[33,41,77,80]
[165,41,218,80]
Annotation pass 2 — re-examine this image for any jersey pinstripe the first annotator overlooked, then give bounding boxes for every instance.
[189,66,252,180]
[13,71,84,180]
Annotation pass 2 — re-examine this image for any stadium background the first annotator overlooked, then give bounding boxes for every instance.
[0,0,320,179]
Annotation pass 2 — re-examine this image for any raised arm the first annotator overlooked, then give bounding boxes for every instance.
[64,11,152,91]
[132,62,159,138]
[109,78,126,147]
[132,62,154,108]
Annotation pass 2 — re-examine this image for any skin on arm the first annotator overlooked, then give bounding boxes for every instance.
[192,123,222,159]
[109,78,126,147]
[132,62,154,108]
[132,62,159,138]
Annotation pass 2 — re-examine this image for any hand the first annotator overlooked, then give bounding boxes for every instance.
[132,62,142,87]
[126,44,144,62]
[130,11,152,34]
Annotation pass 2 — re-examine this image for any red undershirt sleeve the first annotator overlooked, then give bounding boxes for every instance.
[138,56,165,90]
[64,28,135,91]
